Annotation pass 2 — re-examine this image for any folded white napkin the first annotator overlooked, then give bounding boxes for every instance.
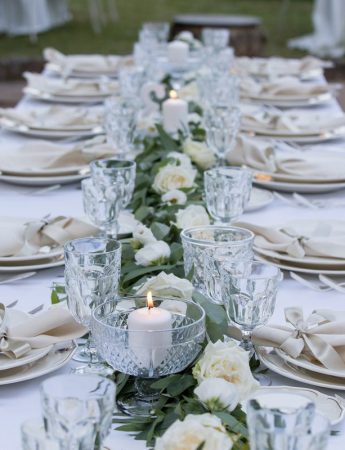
[0,216,98,257]
[0,303,87,358]
[24,72,119,96]
[0,105,102,130]
[241,76,329,98]
[0,137,116,175]
[44,47,133,74]
[253,307,345,371]
[228,135,345,182]
[235,220,345,260]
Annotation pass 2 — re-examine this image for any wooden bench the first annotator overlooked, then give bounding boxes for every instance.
[171,14,266,56]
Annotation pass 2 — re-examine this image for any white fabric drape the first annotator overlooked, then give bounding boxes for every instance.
[288,0,345,58]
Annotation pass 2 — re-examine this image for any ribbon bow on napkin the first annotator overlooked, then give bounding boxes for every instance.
[0,303,87,359]
[253,307,345,371]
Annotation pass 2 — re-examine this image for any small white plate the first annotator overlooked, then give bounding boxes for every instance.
[257,347,345,391]
[0,258,64,273]
[0,310,53,371]
[254,178,345,194]
[250,386,345,425]
[242,126,345,143]
[0,248,63,265]
[242,92,333,108]
[24,87,111,104]
[0,173,85,186]
[0,340,76,385]
[245,188,274,212]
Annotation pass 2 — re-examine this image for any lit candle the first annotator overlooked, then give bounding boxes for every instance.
[127,292,172,369]
[162,90,188,134]
[168,40,189,67]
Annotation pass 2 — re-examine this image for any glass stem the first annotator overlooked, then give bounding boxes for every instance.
[241,330,254,356]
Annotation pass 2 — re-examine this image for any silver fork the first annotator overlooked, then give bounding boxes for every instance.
[28,304,44,314]
[0,271,37,285]
[5,300,19,308]
[319,275,345,294]
[26,184,62,196]
[290,272,334,292]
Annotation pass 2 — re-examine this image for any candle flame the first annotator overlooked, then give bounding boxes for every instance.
[169,90,178,99]
[147,291,154,309]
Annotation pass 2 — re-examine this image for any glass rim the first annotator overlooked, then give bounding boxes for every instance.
[181,225,254,246]
[64,237,121,255]
[223,260,282,280]
[90,159,136,171]
[204,166,250,178]
[92,296,206,334]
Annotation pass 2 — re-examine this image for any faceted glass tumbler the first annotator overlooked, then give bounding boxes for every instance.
[202,27,230,50]
[204,167,252,223]
[181,225,254,291]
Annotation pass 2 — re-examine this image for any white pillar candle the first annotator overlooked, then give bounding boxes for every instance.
[168,41,189,67]
[127,292,172,369]
[140,81,165,112]
[162,90,188,134]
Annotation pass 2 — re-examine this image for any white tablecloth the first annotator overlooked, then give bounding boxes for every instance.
[1,93,345,449]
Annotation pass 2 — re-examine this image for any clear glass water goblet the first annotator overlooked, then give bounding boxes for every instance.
[181,225,254,291]
[202,27,230,50]
[118,66,146,99]
[64,237,121,373]
[221,261,282,355]
[142,22,170,43]
[204,167,252,223]
[92,296,205,416]
[198,73,239,108]
[40,374,115,450]
[82,177,122,238]
[204,105,241,165]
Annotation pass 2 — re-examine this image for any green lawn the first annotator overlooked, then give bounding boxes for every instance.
[0,0,313,59]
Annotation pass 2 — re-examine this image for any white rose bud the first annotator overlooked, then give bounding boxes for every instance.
[133,224,157,246]
[135,241,171,267]
[194,378,239,412]
[183,138,216,170]
[167,151,193,168]
[161,189,187,205]
[153,164,196,194]
[176,204,210,229]
[178,82,199,101]
[135,271,194,300]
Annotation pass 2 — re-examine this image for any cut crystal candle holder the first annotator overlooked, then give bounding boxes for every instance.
[91,296,205,416]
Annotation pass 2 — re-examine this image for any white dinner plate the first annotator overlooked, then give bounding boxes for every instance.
[242,125,345,143]
[0,340,76,385]
[254,178,345,193]
[242,92,333,108]
[275,348,345,379]
[257,347,345,391]
[24,87,111,104]
[249,386,345,425]
[0,173,86,186]
[45,63,119,78]
[245,188,273,212]
[0,310,53,371]
[0,258,65,273]
[0,247,63,265]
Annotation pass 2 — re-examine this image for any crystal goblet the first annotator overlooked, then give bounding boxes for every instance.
[40,374,115,450]
[202,27,230,50]
[181,225,254,291]
[221,261,282,355]
[92,296,205,416]
[204,167,253,224]
[197,73,239,108]
[64,237,121,374]
[142,22,170,43]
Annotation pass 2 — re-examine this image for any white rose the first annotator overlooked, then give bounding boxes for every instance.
[135,241,171,267]
[153,164,196,194]
[183,138,216,170]
[193,339,259,401]
[133,224,157,246]
[167,151,193,168]
[188,112,202,124]
[176,31,194,43]
[176,205,210,229]
[136,112,159,137]
[178,82,199,101]
[194,378,239,412]
[161,189,187,205]
[155,413,232,450]
[135,271,194,300]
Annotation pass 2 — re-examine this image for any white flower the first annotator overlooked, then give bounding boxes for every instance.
[193,339,259,401]
[194,378,239,412]
[178,82,199,101]
[135,241,171,267]
[176,31,194,43]
[176,205,210,229]
[188,112,202,124]
[154,413,233,450]
[135,271,194,300]
[136,112,159,137]
[183,138,216,170]
[167,151,193,168]
[161,189,187,205]
[133,224,157,246]
[153,164,196,194]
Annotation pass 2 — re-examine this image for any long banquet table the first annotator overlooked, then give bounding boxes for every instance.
[1,81,345,449]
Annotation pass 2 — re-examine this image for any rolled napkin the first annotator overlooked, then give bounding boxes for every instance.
[0,137,116,175]
[0,105,102,129]
[24,72,119,96]
[241,76,329,98]
[235,220,345,260]
[44,47,132,74]
[0,303,87,359]
[0,216,98,257]
[253,307,345,371]
[228,135,345,182]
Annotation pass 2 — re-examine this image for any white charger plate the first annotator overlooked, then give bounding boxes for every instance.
[24,87,112,104]
[0,173,86,186]
[245,188,273,212]
[254,178,345,193]
[0,340,76,385]
[257,347,345,390]
[242,92,333,108]
[0,310,53,371]
[0,258,64,273]
[242,125,345,143]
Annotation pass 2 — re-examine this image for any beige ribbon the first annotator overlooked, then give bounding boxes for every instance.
[0,305,31,358]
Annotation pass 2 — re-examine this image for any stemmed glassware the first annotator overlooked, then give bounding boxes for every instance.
[141,22,170,43]
[40,374,115,450]
[64,237,121,375]
[204,167,253,224]
[197,73,239,108]
[202,27,230,51]
[221,261,282,356]
[204,105,241,165]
